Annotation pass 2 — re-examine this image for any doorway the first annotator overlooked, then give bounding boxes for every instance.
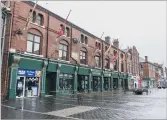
[78,75,89,93]
[92,76,101,92]
[16,76,25,98]
[104,77,110,91]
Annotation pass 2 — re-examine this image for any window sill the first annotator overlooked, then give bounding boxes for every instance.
[80,64,88,67]
[24,52,43,57]
[30,22,45,28]
[57,59,70,63]
[95,67,101,69]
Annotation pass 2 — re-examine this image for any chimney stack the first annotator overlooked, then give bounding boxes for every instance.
[105,36,111,43]
[145,56,148,62]
[113,39,119,48]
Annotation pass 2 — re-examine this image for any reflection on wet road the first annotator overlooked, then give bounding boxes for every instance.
[1,89,167,119]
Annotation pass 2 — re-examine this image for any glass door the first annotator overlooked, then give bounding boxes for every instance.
[104,77,109,91]
[16,76,25,98]
[24,77,39,97]
[93,76,99,92]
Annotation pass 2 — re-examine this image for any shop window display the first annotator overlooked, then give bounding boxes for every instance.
[59,73,74,93]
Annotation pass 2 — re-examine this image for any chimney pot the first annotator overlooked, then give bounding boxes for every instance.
[145,56,148,62]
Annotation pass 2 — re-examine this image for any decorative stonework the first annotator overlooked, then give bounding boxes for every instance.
[12,55,21,67]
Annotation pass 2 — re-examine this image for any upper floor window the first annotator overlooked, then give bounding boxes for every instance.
[80,34,88,44]
[60,24,65,35]
[80,49,87,64]
[104,58,110,69]
[59,40,68,60]
[85,36,88,44]
[30,10,36,23]
[37,13,43,26]
[95,41,101,50]
[121,62,124,72]
[66,27,70,37]
[27,33,41,55]
[105,46,108,52]
[95,55,100,67]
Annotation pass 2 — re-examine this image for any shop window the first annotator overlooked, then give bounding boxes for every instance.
[27,33,41,55]
[37,13,43,26]
[59,40,68,60]
[80,50,87,64]
[105,58,110,69]
[59,73,74,93]
[95,56,100,67]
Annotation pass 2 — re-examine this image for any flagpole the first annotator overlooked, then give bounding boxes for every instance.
[24,0,38,31]
[64,10,72,36]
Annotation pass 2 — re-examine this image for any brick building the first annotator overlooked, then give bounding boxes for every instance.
[123,46,140,89]
[140,56,157,88]
[1,1,128,100]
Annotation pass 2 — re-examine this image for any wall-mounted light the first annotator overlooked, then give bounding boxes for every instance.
[14,29,23,36]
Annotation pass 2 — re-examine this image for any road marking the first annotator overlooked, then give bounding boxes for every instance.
[45,106,99,117]
[1,104,84,120]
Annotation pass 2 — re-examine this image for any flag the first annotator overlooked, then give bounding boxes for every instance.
[57,28,63,38]
[113,52,118,61]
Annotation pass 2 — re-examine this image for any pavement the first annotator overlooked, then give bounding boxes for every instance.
[1,88,167,119]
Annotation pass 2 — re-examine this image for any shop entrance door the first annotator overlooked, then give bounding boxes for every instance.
[92,76,100,92]
[24,77,40,97]
[104,77,110,91]
[78,76,89,93]
[113,78,118,89]
[16,76,25,98]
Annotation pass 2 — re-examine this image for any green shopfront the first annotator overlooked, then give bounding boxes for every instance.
[8,53,128,99]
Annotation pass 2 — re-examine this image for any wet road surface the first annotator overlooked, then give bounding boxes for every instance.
[1,89,167,119]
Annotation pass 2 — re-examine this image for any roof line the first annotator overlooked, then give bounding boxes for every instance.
[23,1,103,41]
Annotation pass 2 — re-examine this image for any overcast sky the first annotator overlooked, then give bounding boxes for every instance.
[38,1,166,67]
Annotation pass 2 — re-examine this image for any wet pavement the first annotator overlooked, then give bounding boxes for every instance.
[1,89,167,119]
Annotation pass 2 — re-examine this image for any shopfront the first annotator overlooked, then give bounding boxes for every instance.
[77,67,90,93]
[78,75,89,92]
[113,72,119,89]
[91,69,102,92]
[59,73,74,94]
[103,71,111,91]
[58,64,76,94]
[16,69,41,98]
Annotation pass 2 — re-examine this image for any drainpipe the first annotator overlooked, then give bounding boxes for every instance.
[5,1,15,99]
[70,24,77,64]
[46,11,49,58]
[102,41,104,70]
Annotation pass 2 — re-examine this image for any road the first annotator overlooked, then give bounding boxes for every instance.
[1,89,167,119]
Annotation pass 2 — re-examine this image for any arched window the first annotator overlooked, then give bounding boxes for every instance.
[59,40,68,60]
[37,13,44,26]
[30,10,36,23]
[80,47,87,64]
[95,53,101,67]
[105,57,110,69]
[27,31,41,55]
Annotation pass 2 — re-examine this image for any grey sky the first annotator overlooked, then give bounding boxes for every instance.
[38,1,166,67]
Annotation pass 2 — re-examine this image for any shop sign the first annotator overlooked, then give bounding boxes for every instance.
[104,73,111,77]
[91,69,101,76]
[18,69,41,77]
